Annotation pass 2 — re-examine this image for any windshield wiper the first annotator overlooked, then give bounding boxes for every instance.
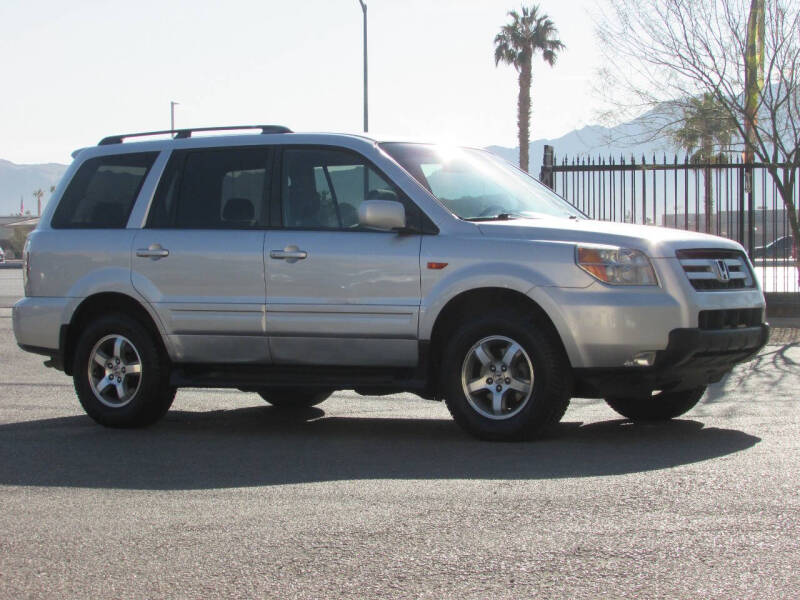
[464,213,519,222]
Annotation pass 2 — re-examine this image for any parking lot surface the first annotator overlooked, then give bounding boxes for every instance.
[1,270,799,598]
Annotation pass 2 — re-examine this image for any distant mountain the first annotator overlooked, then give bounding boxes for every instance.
[0,159,68,216]
[486,118,676,175]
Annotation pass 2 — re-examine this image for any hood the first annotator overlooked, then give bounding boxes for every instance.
[477,218,744,258]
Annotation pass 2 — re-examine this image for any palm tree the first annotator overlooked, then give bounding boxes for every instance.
[494,5,564,173]
[672,94,737,233]
[32,189,44,217]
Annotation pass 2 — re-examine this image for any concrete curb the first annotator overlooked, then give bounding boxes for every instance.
[768,317,800,329]
[765,292,800,318]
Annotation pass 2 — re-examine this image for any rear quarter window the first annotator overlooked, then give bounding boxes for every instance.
[51,152,158,229]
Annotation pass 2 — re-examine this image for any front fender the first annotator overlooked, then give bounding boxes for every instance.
[419,265,548,341]
[418,236,592,341]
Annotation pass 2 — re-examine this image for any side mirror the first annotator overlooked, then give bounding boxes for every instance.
[358,200,406,231]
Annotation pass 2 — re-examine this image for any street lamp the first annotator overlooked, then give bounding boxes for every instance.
[358,0,368,132]
[170,100,180,132]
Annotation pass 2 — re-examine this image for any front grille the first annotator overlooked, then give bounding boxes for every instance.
[677,249,755,291]
[698,308,763,330]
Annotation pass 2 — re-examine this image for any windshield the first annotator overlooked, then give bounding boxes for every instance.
[380,142,583,221]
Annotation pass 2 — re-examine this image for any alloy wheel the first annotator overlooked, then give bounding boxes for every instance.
[87,334,143,408]
[460,335,534,420]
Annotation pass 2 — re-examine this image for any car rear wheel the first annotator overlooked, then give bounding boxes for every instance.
[605,387,706,421]
[257,388,332,409]
[441,310,571,441]
[73,313,175,428]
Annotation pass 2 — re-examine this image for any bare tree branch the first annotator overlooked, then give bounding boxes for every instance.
[595,0,800,277]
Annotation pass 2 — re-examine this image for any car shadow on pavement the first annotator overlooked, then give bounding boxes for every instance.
[0,407,760,490]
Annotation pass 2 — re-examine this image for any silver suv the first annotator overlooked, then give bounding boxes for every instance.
[13,125,769,440]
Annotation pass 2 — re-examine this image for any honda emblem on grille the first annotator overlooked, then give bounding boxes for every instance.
[714,259,731,282]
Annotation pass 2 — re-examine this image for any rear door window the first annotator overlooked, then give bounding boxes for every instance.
[52,152,158,229]
[148,147,272,229]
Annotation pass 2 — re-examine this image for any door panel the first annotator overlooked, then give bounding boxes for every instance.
[265,230,421,365]
[132,146,273,364]
[132,229,269,363]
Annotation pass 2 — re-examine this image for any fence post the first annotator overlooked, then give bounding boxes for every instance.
[738,163,746,246]
[540,145,554,189]
[747,165,756,254]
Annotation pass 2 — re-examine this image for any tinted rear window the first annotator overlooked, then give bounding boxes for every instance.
[52,152,157,229]
[147,147,272,229]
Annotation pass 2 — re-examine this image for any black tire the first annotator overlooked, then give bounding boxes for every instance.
[257,388,332,409]
[441,310,571,441]
[73,313,175,428]
[605,387,706,421]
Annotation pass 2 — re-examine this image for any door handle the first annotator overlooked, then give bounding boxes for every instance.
[136,244,170,260]
[270,249,308,260]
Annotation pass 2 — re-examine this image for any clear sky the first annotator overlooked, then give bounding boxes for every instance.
[0,0,601,164]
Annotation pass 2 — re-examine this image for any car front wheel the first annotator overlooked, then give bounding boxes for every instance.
[605,387,706,421]
[441,311,571,441]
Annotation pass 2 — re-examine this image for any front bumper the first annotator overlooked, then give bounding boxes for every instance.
[573,324,769,398]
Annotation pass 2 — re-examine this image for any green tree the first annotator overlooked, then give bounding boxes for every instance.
[8,225,29,259]
[494,4,564,173]
[672,93,737,233]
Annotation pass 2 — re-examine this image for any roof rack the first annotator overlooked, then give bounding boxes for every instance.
[98,125,292,146]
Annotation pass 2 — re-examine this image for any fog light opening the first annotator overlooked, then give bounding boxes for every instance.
[624,352,656,367]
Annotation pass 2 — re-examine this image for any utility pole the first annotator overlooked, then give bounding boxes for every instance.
[358,1,368,132]
[170,101,180,132]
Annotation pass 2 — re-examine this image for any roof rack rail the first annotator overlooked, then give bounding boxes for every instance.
[98,125,292,146]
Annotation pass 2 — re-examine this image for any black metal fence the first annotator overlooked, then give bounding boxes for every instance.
[539,148,799,296]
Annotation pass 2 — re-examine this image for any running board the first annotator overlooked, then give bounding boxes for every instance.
[169,363,429,395]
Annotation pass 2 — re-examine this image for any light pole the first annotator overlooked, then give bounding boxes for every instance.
[358,0,368,132]
[170,100,180,132]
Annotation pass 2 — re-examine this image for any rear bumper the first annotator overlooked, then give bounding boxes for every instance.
[13,297,69,369]
[573,324,769,398]
[18,342,66,371]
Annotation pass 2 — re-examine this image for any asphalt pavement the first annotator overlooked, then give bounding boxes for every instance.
[1,270,799,599]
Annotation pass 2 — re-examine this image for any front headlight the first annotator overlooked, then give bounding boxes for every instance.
[576,245,658,286]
